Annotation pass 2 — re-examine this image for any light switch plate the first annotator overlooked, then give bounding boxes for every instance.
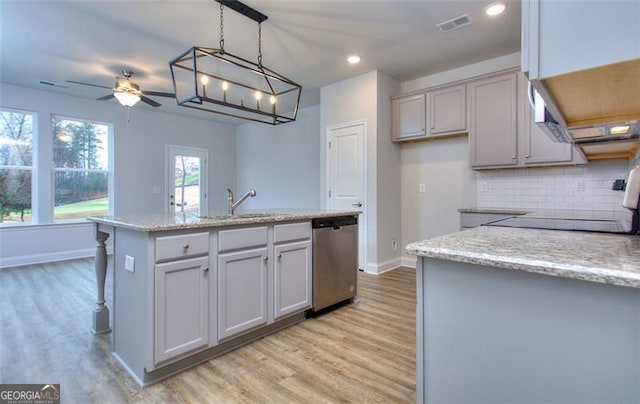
[124,255,135,273]
[419,183,426,193]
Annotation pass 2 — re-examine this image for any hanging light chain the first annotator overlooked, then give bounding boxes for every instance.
[257,22,263,66]
[219,2,225,51]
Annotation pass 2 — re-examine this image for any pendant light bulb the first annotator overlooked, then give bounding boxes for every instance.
[270,95,276,104]
[201,75,209,85]
[221,81,229,91]
[255,91,262,100]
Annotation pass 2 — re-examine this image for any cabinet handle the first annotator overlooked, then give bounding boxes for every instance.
[203,267,209,273]
[277,253,282,260]
[511,155,516,160]
[182,244,190,250]
[525,154,530,158]
[263,256,268,261]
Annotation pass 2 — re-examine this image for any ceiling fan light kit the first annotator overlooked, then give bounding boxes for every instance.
[169,0,302,125]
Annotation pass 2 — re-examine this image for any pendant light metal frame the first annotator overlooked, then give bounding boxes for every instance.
[169,0,302,125]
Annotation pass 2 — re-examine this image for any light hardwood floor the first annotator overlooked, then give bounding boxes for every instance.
[0,258,415,403]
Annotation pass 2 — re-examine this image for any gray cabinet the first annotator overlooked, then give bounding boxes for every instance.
[522,0,639,81]
[217,247,268,340]
[469,72,586,170]
[392,84,467,142]
[391,93,426,141]
[429,84,466,136]
[154,256,209,364]
[217,226,269,340]
[273,222,312,320]
[468,72,518,168]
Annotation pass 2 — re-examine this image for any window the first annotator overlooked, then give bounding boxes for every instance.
[52,116,110,220]
[0,109,34,223]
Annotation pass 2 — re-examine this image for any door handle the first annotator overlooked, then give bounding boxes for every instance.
[352,202,363,207]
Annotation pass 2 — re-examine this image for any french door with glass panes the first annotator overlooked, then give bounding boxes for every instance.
[166,145,208,217]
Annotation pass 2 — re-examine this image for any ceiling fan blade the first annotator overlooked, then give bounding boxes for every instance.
[67,80,112,90]
[97,94,115,101]
[142,90,175,98]
[140,95,161,107]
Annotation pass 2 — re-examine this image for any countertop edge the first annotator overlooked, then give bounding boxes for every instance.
[406,227,640,289]
[87,210,361,232]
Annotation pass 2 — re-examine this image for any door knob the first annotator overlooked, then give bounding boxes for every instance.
[352,202,363,207]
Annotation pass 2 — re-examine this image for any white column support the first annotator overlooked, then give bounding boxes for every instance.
[92,225,112,335]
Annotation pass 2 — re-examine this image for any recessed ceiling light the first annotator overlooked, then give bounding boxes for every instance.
[347,55,361,64]
[485,2,506,16]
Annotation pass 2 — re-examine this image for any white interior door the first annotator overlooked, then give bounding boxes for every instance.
[166,145,208,217]
[327,122,365,270]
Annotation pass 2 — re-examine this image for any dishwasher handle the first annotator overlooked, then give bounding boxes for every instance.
[312,216,358,229]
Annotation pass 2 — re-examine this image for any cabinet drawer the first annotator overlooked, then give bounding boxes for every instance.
[218,226,268,253]
[155,232,209,262]
[274,222,311,244]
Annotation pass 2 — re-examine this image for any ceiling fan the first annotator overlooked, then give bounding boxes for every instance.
[67,70,175,107]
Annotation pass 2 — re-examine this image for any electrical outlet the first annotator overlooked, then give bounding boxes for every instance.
[575,180,585,192]
[392,239,398,252]
[125,255,135,273]
[479,181,488,192]
[152,186,161,194]
[418,183,426,193]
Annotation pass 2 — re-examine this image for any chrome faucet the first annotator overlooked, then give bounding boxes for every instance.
[227,188,257,215]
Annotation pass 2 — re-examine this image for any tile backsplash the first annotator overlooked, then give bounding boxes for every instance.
[477,161,633,212]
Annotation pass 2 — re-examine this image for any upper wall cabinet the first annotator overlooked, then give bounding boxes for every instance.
[469,71,586,170]
[468,73,518,168]
[522,0,640,128]
[391,93,426,141]
[429,85,467,136]
[392,84,467,142]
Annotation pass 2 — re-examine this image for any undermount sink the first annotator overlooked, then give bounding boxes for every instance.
[200,212,282,220]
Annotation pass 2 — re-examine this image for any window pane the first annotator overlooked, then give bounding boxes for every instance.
[54,171,108,220]
[0,111,33,166]
[0,169,32,223]
[52,117,108,169]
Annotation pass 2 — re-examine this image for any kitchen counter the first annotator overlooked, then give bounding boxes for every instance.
[407,226,640,403]
[87,209,361,232]
[458,207,532,215]
[86,209,361,385]
[406,225,640,289]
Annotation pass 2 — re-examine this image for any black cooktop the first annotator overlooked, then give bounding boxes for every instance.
[485,216,636,234]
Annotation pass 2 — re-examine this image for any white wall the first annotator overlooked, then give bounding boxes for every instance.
[0,83,236,267]
[234,105,321,210]
[320,71,402,274]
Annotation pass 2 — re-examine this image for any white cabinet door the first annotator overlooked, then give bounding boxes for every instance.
[429,84,466,135]
[392,93,426,141]
[469,73,518,168]
[218,247,268,340]
[154,256,209,364]
[273,240,312,320]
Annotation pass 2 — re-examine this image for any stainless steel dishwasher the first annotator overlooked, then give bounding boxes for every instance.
[312,216,358,311]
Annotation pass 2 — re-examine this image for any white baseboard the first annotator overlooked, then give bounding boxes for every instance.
[0,247,112,269]
[365,257,402,275]
[401,255,417,269]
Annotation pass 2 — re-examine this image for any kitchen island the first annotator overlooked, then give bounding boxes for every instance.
[406,226,640,403]
[87,209,359,386]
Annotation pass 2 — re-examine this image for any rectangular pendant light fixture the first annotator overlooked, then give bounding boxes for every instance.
[169,0,302,125]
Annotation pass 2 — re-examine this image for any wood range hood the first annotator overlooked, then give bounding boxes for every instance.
[541,58,640,161]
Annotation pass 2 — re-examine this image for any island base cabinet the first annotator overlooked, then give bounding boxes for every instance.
[154,256,209,365]
[217,248,268,340]
[273,240,312,320]
[416,258,640,403]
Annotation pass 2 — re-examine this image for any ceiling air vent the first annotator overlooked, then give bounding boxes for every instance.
[436,14,472,33]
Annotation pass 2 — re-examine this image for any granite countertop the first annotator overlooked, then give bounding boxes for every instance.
[406,226,640,289]
[459,207,627,221]
[87,209,361,232]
